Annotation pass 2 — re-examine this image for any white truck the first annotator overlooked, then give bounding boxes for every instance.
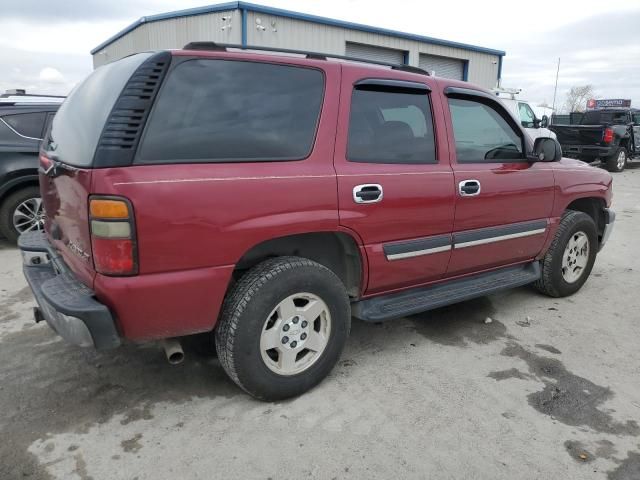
[494,88,556,142]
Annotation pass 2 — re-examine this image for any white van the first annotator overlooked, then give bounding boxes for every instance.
[494,89,556,142]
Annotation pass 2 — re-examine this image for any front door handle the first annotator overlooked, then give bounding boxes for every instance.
[353,184,383,203]
[458,179,481,197]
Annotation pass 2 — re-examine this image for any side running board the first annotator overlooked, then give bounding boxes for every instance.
[352,262,541,322]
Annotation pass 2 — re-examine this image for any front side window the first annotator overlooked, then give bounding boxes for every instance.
[2,112,46,139]
[448,97,524,163]
[633,113,640,125]
[138,60,324,163]
[518,102,536,129]
[347,87,436,164]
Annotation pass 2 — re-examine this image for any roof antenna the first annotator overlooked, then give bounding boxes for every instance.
[551,57,560,113]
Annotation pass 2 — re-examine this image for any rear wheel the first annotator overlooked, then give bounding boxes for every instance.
[0,186,44,243]
[534,210,598,297]
[605,147,627,172]
[215,256,350,401]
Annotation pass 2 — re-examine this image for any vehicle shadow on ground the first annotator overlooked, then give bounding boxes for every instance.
[623,162,640,170]
[0,290,509,457]
[0,236,12,250]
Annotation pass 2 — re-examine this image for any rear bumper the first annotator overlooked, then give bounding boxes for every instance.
[561,145,614,160]
[600,208,615,250]
[18,231,120,349]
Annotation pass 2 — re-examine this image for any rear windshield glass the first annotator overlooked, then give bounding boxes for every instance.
[46,52,153,167]
[137,59,324,163]
[580,111,628,125]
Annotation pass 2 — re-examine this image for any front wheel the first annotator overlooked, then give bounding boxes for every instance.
[534,211,598,297]
[605,147,627,172]
[215,257,350,401]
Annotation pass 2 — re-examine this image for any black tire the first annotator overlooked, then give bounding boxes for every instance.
[215,256,350,401]
[605,147,627,172]
[0,186,42,243]
[534,210,598,298]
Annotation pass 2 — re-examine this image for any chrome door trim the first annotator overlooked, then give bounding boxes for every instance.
[386,244,451,260]
[454,228,547,249]
[383,234,452,261]
[453,219,548,249]
[353,184,383,204]
[458,179,481,197]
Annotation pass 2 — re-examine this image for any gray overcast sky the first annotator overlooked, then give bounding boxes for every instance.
[1,0,639,110]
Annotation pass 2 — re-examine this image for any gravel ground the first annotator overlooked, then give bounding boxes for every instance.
[1,165,639,480]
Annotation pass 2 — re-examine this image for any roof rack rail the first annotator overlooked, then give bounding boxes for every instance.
[182,42,430,76]
[392,65,428,75]
[182,41,226,51]
[0,102,63,107]
[0,92,66,99]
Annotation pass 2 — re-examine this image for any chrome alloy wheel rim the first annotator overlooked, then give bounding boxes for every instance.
[562,231,589,283]
[617,150,626,170]
[13,197,45,234]
[260,292,331,376]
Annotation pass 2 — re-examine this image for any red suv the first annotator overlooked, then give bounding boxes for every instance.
[19,43,614,400]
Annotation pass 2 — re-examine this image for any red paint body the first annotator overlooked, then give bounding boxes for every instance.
[40,50,613,342]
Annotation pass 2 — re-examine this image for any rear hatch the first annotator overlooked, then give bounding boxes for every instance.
[39,52,166,288]
[549,125,604,146]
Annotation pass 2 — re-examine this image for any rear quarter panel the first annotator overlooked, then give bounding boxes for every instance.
[91,61,343,275]
[89,61,345,340]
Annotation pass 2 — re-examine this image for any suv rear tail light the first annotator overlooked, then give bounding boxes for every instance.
[603,127,614,144]
[89,197,138,276]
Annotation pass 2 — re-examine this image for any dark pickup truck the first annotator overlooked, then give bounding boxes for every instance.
[550,108,640,172]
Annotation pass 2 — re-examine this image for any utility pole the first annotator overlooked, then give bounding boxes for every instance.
[552,58,560,112]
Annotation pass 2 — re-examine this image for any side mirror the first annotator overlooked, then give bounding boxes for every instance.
[540,115,549,128]
[530,137,562,162]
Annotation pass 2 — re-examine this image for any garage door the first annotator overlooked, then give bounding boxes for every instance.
[345,42,405,65]
[419,54,465,80]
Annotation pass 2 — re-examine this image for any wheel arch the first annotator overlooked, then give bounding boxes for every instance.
[234,231,364,298]
[565,196,606,243]
[0,173,39,203]
[619,136,631,150]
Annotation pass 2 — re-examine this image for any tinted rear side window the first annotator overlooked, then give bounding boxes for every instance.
[2,112,46,138]
[47,52,153,167]
[0,119,35,149]
[347,88,436,164]
[137,59,324,163]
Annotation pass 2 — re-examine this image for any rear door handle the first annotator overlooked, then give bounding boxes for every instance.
[353,184,383,203]
[458,179,481,197]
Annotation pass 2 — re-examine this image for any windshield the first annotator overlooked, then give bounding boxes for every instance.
[45,52,153,167]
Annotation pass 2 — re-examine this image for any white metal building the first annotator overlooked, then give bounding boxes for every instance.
[91,2,505,89]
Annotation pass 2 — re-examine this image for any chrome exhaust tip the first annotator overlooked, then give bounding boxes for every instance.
[161,338,184,365]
